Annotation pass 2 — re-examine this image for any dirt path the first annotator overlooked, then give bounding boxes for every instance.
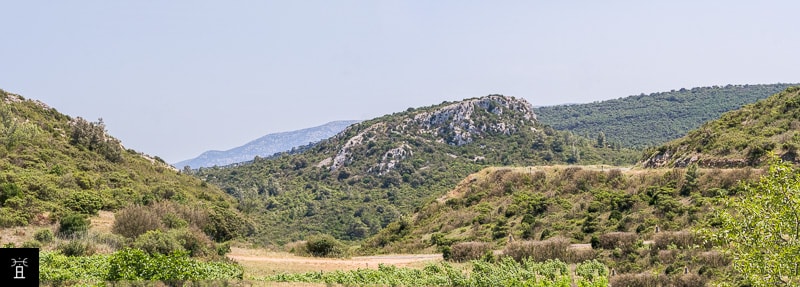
[227,247,443,276]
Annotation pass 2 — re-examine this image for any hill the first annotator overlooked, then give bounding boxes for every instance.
[642,86,800,168]
[195,95,639,244]
[0,89,252,244]
[363,164,762,284]
[535,83,798,149]
[174,120,359,169]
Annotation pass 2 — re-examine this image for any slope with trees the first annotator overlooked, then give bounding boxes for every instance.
[0,89,253,256]
[642,86,800,168]
[535,83,797,149]
[195,95,639,244]
[361,165,758,284]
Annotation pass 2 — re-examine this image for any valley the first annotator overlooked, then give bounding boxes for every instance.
[2,84,800,286]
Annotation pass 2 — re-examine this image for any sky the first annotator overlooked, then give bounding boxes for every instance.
[2,1,799,163]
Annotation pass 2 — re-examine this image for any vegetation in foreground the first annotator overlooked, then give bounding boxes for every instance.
[40,248,243,285]
[704,158,800,286]
[266,257,608,287]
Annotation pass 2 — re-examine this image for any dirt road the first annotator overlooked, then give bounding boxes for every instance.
[227,247,443,276]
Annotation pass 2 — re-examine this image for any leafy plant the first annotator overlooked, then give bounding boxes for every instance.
[305,234,346,258]
[34,228,54,243]
[58,213,90,238]
[705,158,800,286]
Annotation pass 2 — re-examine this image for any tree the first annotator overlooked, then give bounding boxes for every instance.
[680,163,698,196]
[0,106,39,151]
[596,131,606,148]
[707,158,800,286]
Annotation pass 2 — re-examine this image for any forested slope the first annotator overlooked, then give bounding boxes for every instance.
[535,84,797,149]
[196,95,639,244]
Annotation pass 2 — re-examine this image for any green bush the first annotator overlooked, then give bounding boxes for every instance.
[133,230,185,255]
[58,240,96,256]
[40,249,243,283]
[305,234,346,258]
[58,213,89,238]
[168,228,215,257]
[107,248,243,281]
[21,240,42,248]
[34,229,54,243]
[64,190,103,214]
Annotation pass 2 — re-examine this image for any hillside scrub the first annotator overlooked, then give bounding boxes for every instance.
[196,95,640,244]
[364,165,763,284]
[0,89,245,239]
[642,86,800,168]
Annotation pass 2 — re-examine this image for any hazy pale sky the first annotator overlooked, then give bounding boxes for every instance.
[2,1,799,163]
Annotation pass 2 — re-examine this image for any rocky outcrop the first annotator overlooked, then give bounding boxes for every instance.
[325,95,538,173]
[411,95,536,146]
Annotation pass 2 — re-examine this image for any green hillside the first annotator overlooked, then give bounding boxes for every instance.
[642,86,800,168]
[364,165,762,284]
[196,95,639,244]
[535,83,797,149]
[0,89,252,243]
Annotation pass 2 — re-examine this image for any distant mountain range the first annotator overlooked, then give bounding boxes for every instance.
[174,120,360,169]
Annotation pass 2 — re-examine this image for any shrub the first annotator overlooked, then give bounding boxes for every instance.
[58,213,89,238]
[597,232,638,251]
[113,205,163,238]
[672,273,706,287]
[698,250,730,268]
[21,240,42,248]
[95,233,129,252]
[34,229,54,243]
[64,190,103,214]
[503,237,570,262]
[305,234,346,258]
[106,248,243,281]
[203,206,255,242]
[653,231,696,250]
[169,228,214,257]
[566,248,597,264]
[448,241,493,262]
[609,273,669,287]
[58,240,96,256]
[133,230,185,255]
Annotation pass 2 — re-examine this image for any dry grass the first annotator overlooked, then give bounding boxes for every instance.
[227,247,442,277]
[91,210,115,234]
[503,236,570,262]
[448,241,493,262]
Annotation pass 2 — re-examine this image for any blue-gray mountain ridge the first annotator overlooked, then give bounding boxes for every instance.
[174,120,359,169]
